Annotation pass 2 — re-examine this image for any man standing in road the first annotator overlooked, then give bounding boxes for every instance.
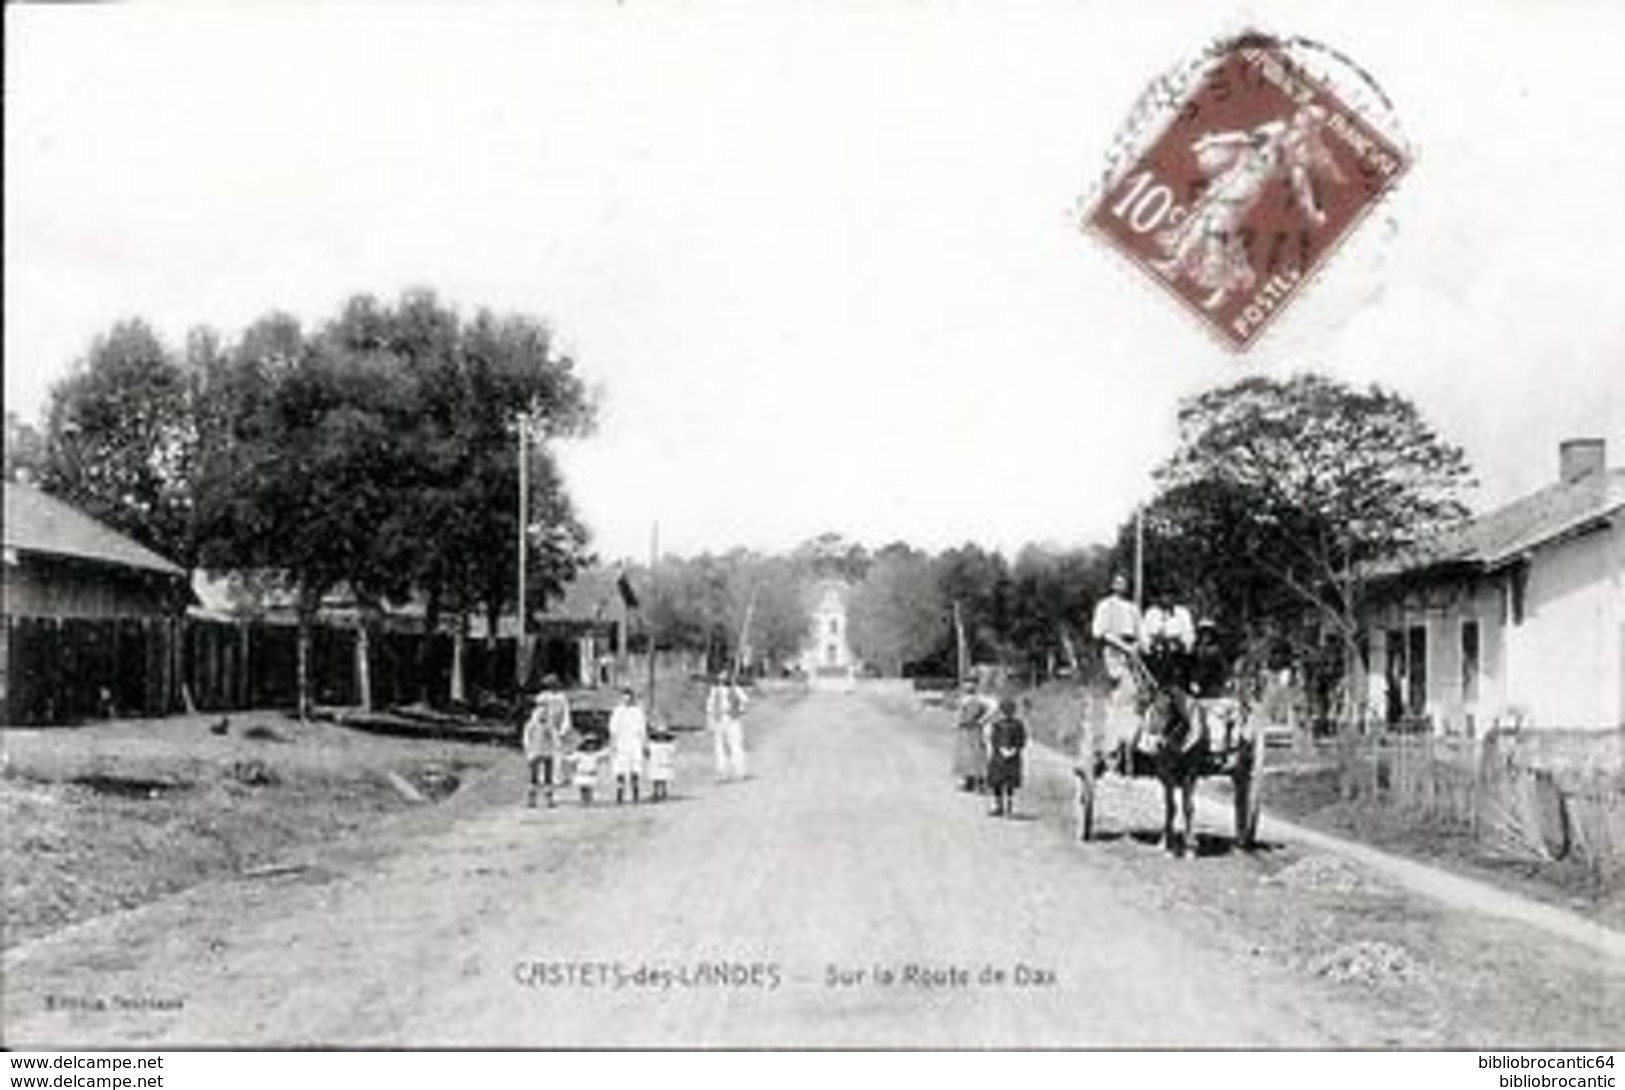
[522,677,573,809]
[706,672,749,782]
[1091,574,1143,773]
[608,687,649,805]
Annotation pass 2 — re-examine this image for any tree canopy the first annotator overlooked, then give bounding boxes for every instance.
[1130,373,1473,716]
[22,316,1473,726]
[846,543,946,676]
[30,291,596,713]
[190,291,594,628]
[3,412,46,483]
[38,319,198,565]
[627,550,813,674]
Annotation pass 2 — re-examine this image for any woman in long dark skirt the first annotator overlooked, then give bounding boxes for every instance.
[952,679,995,792]
[986,697,1027,817]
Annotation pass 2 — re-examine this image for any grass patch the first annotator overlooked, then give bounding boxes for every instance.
[2,710,503,949]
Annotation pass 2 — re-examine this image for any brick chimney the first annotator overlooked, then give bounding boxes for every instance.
[1559,438,1606,484]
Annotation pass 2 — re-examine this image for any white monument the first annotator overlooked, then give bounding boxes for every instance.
[799,579,856,690]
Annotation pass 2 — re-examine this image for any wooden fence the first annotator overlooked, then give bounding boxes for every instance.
[2,615,182,725]
[1,615,529,726]
[1328,728,1625,886]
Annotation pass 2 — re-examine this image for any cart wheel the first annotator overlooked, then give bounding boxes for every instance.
[1233,735,1264,849]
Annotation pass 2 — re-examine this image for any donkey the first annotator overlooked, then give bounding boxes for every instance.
[1140,681,1210,858]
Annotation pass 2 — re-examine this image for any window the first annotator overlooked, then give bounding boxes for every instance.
[1384,628,1406,724]
[1461,620,1480,704]
[1461,619,1481,737]
[828,618,839,637]
[1407,625,1428,721]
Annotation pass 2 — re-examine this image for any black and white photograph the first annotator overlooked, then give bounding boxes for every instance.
[3,0,1622,1065]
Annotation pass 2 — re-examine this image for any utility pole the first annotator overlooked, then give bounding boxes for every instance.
[952,600,968,684]
[617,568,629,687]
[1133,505,1145,614]
[516,410,530,691]
[646,521,659,714]
[732,584,760,682]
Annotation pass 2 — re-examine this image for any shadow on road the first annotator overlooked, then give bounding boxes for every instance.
[1109,829,1280,859]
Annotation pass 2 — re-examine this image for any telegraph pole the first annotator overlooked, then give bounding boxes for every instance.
[1133,505,1145,614]
[516,411,530,690]
[646,521,659,714]
[952,600,968,684]
[617,567,630,687]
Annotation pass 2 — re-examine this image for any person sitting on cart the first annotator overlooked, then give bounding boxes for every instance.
[1091,573,1142,774]
[1142,592,1196,692]
[1188,619,1230,699]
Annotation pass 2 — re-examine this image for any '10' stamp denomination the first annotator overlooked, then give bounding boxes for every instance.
[1086,32,1409,350]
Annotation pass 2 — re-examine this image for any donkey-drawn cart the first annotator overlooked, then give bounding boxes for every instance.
[1072,650,1265,854]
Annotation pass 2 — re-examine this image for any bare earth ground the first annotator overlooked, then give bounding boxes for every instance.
[0,712,502,950]
[3,690,1622,1048]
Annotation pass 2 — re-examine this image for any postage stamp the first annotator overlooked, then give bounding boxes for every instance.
[1084,32,1409,350]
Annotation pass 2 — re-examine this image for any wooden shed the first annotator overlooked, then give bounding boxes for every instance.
[2,482,193,724]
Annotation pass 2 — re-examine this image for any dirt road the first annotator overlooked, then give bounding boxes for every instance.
[5,690,1621,1047]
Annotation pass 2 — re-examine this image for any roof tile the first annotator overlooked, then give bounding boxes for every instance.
[3,482,185,578]
[1371,469,1624,578]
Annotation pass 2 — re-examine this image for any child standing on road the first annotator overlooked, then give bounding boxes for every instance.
[571,734,607,806]
[646,727,677,802]
[521,678,573,809]
[608,687,649,805]
[986,697,1028,818]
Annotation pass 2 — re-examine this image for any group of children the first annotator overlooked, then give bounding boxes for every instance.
[522,672,753,808]
[521,683,677,808]
[953,681,1028,818]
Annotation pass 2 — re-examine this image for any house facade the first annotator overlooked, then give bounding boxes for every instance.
[1362,439,1624,734]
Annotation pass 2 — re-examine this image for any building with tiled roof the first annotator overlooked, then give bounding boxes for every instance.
[1362,439,1623,733]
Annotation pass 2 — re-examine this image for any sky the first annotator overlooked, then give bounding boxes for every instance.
[7,1,1623,564]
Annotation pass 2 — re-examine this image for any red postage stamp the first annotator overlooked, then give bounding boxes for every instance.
[1086,33,1409,350]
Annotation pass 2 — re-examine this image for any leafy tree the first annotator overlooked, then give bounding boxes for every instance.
[193,291,596,713]
[934,543,1013,670]
[455,306,594,642]
[846,543,946,676]
[3,412,46,482]
[1005,543,1114,682]
[794,531,870,583]
[613,549,813,677]
[1146,372,1472,723]
[39,320,197,565]
[194,315,400,713]
[723,552,812,674]
[646,553,732,661]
